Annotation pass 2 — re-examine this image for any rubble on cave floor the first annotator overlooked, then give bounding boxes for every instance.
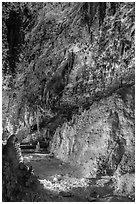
[23,152,134,202]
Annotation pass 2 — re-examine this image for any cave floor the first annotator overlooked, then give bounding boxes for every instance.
[23,151,133,202]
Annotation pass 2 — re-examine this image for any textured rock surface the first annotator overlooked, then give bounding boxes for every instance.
[2,135,47,201]
[50,84,135,192]
[2,2,134,201]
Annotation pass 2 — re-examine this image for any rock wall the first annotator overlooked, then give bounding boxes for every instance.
[50,85,135,180]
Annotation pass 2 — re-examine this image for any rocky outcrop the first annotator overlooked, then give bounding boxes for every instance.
[2,135,46,201]
[113,170,135,199]
[50,84,135,196]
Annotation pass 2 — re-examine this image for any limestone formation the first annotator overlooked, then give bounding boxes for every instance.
[50,85,135,190]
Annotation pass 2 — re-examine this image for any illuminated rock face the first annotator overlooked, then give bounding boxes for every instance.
[50,85,135,179]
